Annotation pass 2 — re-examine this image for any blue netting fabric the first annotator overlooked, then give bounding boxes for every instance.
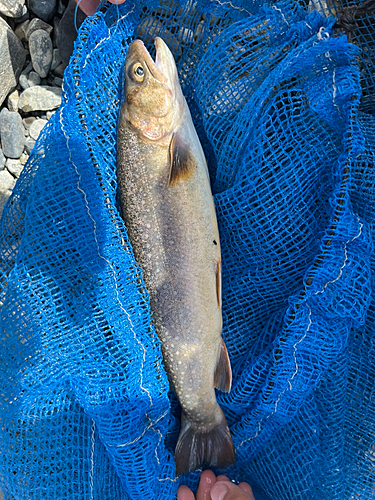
[0,1,374,499]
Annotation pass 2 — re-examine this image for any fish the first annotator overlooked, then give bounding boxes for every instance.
[116,37,235,476]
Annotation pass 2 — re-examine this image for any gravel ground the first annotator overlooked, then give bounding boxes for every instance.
[0,0,86,217]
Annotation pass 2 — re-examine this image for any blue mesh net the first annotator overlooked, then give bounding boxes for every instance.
[0,1,374,499]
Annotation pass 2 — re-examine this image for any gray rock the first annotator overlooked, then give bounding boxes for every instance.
[22,116,35,129]
[0,109,25,159]
[18,85,61,112]
[7,89,19,111]
[54,76,63,87]
[29,29,53,78]
[50,47,61,71]
[25,17,53,38]
[46,110,55,120]
[57,0,68,15]
[52,15,59,47]
[6,157,24,177]
[19,60,32,89]
[28,0,56,22]
[57,0,86,67]
[0,17,27,107]
[0,0,25,17]
[14,19,29,40]
[0,169,16,191]
[29,118,47,140]
[53,61,66,78]
[0,149,5,169]
[24,137,35,153]
[28,70,41,86]
[19,73,29,90]
[0,189,12,218]
[21,60,33,74]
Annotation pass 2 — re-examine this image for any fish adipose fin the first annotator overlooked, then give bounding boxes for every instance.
[168,132,196,187]
[175,410,235,476]
[214,339,232,392]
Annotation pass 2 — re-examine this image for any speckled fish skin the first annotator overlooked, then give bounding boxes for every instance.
[117,37,234,475]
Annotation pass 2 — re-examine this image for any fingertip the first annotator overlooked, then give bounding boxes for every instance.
[211,482,230,500]
[201,469,217,485]
[216,475,230,482]
[177,485,195,500]
[196,470,217,500]
[238,482,255,498]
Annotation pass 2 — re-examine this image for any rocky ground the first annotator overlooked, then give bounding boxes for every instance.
[0,0,86,217]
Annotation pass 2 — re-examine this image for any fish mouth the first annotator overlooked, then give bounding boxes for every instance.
[154,37,171,80]
[129,38,168,84]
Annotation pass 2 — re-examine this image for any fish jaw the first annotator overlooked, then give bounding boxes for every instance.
[154,37,180,92]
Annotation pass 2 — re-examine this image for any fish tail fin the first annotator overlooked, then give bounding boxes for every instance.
[175,408,235,476]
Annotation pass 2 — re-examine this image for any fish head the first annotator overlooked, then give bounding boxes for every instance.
[122,37,184,142]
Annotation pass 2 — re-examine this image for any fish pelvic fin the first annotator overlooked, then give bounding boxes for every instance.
[214,339,232,393]
[175,409,235,476]
[168,131,196,187]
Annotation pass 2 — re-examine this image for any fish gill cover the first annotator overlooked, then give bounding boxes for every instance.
[0,0,374,499]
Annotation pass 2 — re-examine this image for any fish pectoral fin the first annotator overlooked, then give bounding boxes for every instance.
[168,131,196,187]
[214,339,232,393]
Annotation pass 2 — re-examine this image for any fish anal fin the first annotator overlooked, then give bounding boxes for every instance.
[168,132,196,187]
[214,339,232,393]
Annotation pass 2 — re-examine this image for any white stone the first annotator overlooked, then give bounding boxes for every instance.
[0,149,5,169]
[0,169,16,191]
[7,89,19,112]
[0,0,25,17]
[6,158,24,178]
[29,118,47,140]
[18,85,61,112]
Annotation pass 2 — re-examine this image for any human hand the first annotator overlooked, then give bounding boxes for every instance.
[74,0,126,16]
[177,470,255,500]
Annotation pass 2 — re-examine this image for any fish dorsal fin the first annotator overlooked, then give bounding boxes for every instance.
[214,339,232,393]
[168,132,196,187]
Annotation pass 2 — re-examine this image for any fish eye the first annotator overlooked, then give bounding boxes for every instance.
[132,63,144,81]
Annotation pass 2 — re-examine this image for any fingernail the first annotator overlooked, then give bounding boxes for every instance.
[211,482,229,500]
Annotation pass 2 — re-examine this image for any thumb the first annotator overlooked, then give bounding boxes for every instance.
[210,481,254,500]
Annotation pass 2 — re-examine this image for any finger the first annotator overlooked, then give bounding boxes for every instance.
[238,483,255,500]
[238,482,254,496]
[74,0,100,16]
[216,475,230,482]
[211,481,254,500]
[109,0,127,3]
[177,485,195,500]
[196,470,217,500]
